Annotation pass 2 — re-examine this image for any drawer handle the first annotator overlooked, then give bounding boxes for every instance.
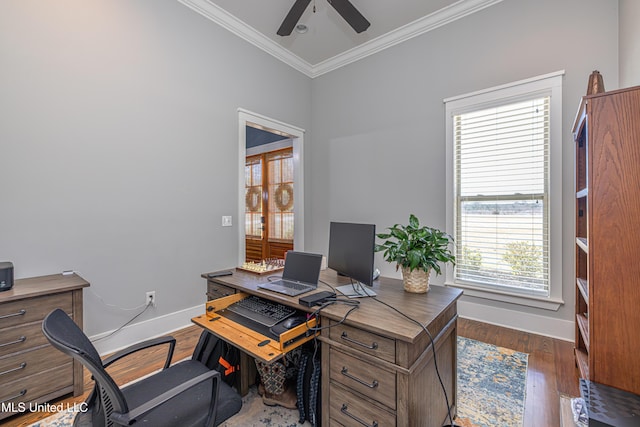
[341,367,379,388]
[0,389,27,404]
[340,403,378,427]
[0,336,27,348]
[341,332,378,350]
[0,362,27,376]
[0,309,26,320]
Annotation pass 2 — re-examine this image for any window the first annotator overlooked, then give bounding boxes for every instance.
[444,72,564,309]
[245,155,263,239]
[266,149,294,241]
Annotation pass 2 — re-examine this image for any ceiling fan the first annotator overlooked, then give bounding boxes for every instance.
[277,0,370,36]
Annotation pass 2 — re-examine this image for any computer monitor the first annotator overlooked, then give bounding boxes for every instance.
[328,222,376,288]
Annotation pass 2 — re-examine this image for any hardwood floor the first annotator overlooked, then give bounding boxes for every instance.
[5,319,580,427]
[458,318,580,427]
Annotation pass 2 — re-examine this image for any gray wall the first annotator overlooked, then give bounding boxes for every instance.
[620,0,640,87]
[0,0,311,336]
[307,0,618,326]
[0,0,628,341]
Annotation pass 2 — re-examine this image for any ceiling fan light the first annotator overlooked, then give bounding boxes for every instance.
[295,23,309,34]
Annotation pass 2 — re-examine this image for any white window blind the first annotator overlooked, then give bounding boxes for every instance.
[454,96,550,296]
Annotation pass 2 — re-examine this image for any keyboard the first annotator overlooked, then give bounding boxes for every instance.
[279,280,311,291]
[226,295,296,327]
[258,279,316,296]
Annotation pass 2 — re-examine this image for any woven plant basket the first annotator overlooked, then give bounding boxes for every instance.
[401,266,431,293]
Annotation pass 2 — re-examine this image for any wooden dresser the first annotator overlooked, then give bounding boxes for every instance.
[0,273,89,420]
[319,273,461,427]
[572,85,640,395]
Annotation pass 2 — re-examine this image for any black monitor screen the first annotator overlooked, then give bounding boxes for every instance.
[328,222,376,287]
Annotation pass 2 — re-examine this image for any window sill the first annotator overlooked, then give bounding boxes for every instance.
[445,281,564,311]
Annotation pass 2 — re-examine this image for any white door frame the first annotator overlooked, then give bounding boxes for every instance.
[237,108,305,264]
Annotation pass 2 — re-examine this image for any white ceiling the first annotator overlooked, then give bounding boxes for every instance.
[178,0,503,77]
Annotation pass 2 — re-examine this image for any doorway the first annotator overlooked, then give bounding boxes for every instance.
[237,109,305,264]
[245,145,293,261]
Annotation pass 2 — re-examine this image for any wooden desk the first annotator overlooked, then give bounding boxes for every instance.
[198,269,462,427]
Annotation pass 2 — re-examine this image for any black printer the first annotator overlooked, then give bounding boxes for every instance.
[0,262,14,291]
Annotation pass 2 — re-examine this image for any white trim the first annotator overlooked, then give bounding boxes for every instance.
[177,0,504,78]
[176,0,314,77]
[451,283,563,311]
[445,71,565,309]
[458,299,574,341]
[312,0,505,77]
[237,109,305,264]
[238,108,304,135]
[91,305,203,356]
[443,70,566,103]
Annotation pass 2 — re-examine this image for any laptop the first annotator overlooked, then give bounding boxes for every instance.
[257,251,323,296]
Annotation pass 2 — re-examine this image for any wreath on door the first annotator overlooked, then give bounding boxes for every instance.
[245,187,262,212]
[274,183,294,211]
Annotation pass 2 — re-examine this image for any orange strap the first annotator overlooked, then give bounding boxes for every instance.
[218,357,237,376]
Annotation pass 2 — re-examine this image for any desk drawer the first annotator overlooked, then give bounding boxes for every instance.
[329,323,395,363]
[329,347,396,410]
[0,344,70,384]
[207,282,236,300]
[329,382,396,427]
[0,363,73,416]
[0,293,72,329]
[0,322,50,358]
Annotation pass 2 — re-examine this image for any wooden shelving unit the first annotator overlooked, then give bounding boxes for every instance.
[572,85,640,395]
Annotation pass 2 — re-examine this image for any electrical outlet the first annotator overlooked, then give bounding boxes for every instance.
[146,291,156,307]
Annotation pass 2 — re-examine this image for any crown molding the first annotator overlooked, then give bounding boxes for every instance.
[177,0,315,77]
[311,0,504,77]
[177,0,504,79]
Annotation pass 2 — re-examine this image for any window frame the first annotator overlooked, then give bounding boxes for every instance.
[444,71,565,310]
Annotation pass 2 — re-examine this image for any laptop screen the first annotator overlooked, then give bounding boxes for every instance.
[282,251,323,284]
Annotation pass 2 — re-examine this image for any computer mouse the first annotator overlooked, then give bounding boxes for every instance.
[282,315,307,329]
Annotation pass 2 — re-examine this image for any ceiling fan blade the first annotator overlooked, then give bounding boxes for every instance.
[327,0,370,33]
[277,0,312,36]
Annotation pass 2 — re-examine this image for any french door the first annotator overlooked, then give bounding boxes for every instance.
[245,147,294,261]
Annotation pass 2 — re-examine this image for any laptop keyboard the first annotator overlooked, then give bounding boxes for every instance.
[279,280,311,291]
[226,295,295,327]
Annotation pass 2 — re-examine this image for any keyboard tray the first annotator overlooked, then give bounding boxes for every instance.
[191,292,319,364]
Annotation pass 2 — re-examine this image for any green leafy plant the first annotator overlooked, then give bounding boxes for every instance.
[375,214,455,276]
[503,241,542,277]
[460,246,483,271]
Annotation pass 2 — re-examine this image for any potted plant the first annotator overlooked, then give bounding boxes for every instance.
[375,214,455,293]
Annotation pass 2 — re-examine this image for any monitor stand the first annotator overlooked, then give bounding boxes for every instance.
[336,283,377,298]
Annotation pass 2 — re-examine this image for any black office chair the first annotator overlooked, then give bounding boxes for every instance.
[42,308,242,427]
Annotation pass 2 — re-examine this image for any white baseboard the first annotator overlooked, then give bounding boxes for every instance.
[458,299,574,342]
[90,305,203,356]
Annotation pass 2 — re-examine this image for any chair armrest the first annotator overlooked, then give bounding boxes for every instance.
[109,369,221,426]
[103,336,176,370]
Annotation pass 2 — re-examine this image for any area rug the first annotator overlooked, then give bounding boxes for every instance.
[456,336,528,427]
[27,337,527,427]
